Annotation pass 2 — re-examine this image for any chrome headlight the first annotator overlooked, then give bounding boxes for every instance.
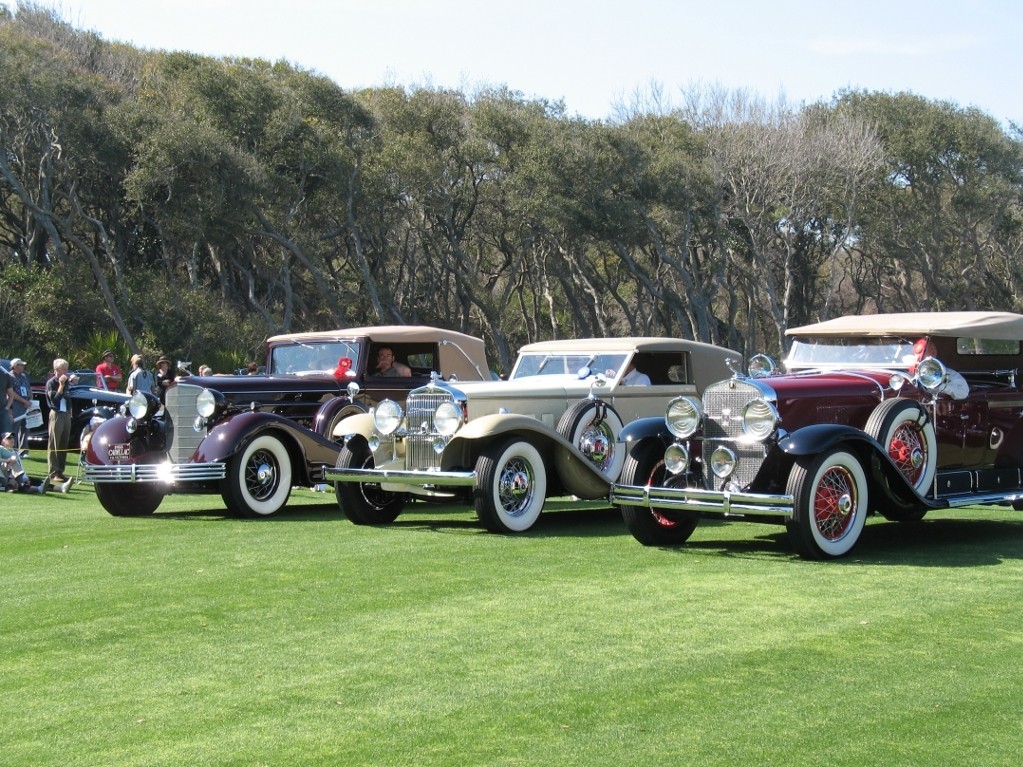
[917,357,947,393]
[664,443,690,475]
[709,446,737,479]
[196,389,217,418]
[433,401,462,437]
[748,354,778,378]
[374,399,403,436]
[128,391,150,420]
[665,396,702,439]
[742,398,779,441]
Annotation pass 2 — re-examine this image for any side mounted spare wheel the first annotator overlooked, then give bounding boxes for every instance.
[555,399,626,480]
[864,398,936,522]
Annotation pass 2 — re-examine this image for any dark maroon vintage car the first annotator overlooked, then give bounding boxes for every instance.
[611,311,1023,559]
[83,326,490,518]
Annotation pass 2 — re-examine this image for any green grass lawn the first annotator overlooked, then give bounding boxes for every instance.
[3,452,1023,766]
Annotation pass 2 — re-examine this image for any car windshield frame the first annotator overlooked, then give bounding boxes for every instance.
[269,341,363,376]
[509,351,630,380]
[785,337,919,372]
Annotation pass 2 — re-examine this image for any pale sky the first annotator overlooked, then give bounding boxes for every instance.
[7,0,1022,124]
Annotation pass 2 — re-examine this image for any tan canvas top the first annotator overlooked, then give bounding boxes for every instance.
[518,337,735,356]
[788,312,1023,341]
[265,325,490,380]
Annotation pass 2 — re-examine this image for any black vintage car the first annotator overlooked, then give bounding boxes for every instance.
[83,326,491,518]
[28,370,130,449]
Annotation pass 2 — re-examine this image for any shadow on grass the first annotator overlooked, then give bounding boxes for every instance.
[654,514,1023,567]
[361,500,629,539]
[143,502,346,522]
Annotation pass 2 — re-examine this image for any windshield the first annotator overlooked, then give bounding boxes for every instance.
[786,337,918,371]
[510,352,629,380]
[269,341,361,376]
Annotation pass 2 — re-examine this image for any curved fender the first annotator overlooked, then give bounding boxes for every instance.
[444,414,613,500]
[779,423,936,508]
[337,412,377,442]
[618,416,673,447]
[196,411,340,467]
[778,423,880,456]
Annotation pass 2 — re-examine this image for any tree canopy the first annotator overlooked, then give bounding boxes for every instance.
[2,3,1021,374]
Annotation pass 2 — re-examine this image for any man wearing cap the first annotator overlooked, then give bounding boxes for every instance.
[8,358,32,455]
[96,350,123,390]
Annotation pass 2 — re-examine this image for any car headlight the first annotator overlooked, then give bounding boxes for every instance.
[916,357,947,393]
[196,389,217,418]
[665,396,702,439]
[664,443,690,475]
[374,399,403,436]
[709,446,737,479]
[747,354,778,378]
[128,391,150,420]
[742,398,779,441]
[433,401,462,437]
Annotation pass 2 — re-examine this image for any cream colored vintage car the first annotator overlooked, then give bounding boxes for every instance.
[325,337,740,533]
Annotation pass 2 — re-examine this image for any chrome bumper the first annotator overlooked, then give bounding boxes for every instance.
[611,483,794,518]
[84,462,227,483]
[324,466,476,488]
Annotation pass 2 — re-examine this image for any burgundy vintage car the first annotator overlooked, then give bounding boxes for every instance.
[611,311,1023,559]
[83,326,490,518]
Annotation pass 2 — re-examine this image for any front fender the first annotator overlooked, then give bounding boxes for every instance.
[618,416,672,447]
[338,412,377,442]
[778,423,935,509]
[197,411,340,467]
[777,423,879,456]
[444,414,613,500]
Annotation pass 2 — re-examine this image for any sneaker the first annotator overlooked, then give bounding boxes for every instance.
[51,475,69,483]
[59,477,76,494]
[19,450,28,458]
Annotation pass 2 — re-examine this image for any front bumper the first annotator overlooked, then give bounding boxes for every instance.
[325,466,476,489]
[84,461,228,484]
[610,483,794,518]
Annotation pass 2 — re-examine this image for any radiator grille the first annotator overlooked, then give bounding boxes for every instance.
[403,389,454,471]
[164,384,207,463]
[701,379,769,490]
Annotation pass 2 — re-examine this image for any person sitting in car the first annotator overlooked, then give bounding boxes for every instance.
[374,347,411,377]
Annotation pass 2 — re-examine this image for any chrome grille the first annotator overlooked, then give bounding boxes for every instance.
[164,384,208,463]
[403,388,454,471]
[701,379,769,491]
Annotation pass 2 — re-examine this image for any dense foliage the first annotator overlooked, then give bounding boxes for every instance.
[2,3,1021,374]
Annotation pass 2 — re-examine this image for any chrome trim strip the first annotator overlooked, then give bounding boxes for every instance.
[611,483,794,518]
[325,466,476,488]
[84,462,227,483]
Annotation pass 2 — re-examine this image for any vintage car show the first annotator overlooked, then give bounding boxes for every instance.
[5,4,1021,765]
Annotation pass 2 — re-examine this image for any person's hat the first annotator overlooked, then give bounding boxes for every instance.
[1,431,13,441]
[156,356,171,366]
[10,358,26,367]
[102,350,115,358]
[130,353,144,366]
